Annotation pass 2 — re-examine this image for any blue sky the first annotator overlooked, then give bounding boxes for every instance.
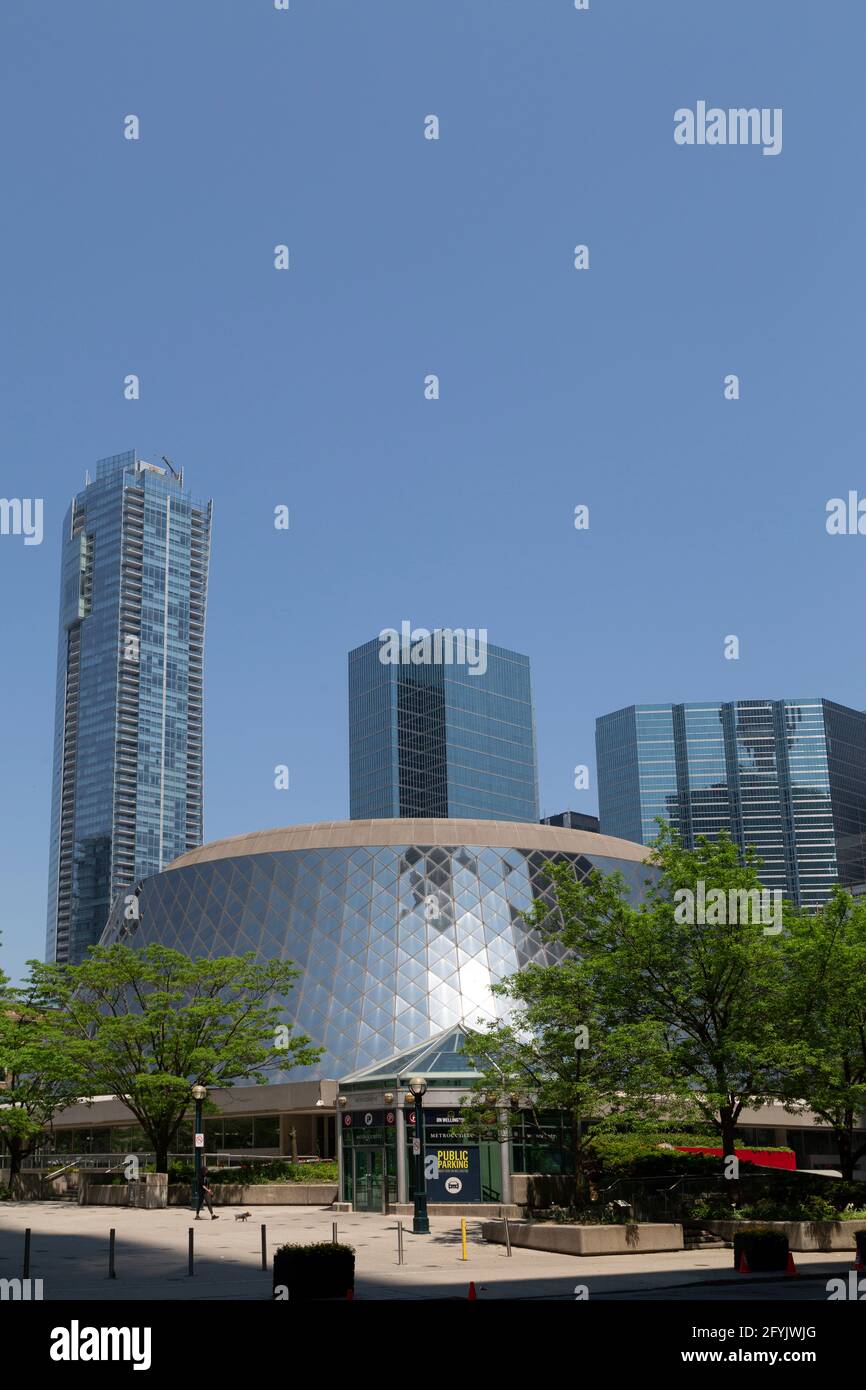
[1,0,864,981]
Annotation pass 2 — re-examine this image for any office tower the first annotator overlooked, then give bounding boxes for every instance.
[46,450,212,964]
[541,811,600,833]
[349,629,539,822]
[595,699,866,910]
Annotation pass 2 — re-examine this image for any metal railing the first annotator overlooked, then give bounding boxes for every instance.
[593,1170,859,1223]
[16,1150,327,1173]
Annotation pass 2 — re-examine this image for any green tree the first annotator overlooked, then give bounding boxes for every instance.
[0,968,93,1194]
[461,958,673,1199]
[36,944,322,1173]
[782,888,866,1181]
[518,826,795,1161]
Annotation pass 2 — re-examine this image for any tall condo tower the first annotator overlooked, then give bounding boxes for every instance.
[46,451,212,964]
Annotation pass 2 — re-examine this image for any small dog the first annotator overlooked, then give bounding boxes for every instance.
[235,1211,252,1222]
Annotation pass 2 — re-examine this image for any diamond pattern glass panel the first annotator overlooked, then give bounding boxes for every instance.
[100,838,654,1077]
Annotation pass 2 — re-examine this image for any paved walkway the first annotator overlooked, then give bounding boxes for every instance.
[0,1203,858,1301]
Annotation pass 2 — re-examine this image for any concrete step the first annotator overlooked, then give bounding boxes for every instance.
[684,1226,728,1250]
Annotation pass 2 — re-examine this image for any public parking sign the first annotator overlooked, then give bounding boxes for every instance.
[424,1145,481,1202]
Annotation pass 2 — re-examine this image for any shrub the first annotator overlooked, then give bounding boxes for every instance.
[590,1132,719,1172]
[166,1159,338,1186]
[273,1242,355,1301]
[212,1160,337,1185]
[687,1194,739,1222]
[532,1203,631,1226]
[688,1192,853,1223]
[733,1224,789,1272]
[592,1133,793,1179]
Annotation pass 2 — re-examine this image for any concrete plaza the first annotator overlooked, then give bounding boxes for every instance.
[0,1202,858,1301]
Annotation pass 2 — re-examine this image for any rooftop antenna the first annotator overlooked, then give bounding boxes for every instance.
[161,455,184,487]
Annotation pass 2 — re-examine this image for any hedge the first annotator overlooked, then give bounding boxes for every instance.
[273,1242,355,1301]
[733,1225,789,1272]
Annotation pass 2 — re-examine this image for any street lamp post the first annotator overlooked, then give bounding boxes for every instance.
[407,1076,429,1235]
[191,1083,207,1211]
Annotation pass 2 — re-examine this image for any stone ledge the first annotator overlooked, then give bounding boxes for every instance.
[703,1219,865,1252]
[482,1220,684,1255]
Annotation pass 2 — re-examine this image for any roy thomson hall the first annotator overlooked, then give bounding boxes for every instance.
[39,819,866,1212]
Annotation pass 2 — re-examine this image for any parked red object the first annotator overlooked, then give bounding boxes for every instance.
[675,1146,796,1171]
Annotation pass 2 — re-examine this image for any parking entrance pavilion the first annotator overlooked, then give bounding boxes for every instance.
[335,1026,518,1217]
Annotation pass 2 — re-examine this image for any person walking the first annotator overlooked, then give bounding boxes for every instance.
[195,1163,219,1219]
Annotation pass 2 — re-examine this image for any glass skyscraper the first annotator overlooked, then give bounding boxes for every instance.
[349,632,539,822]
[46,451,212,964]
[596,699,866,909]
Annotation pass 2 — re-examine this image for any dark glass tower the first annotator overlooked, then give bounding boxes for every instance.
[349,632,539,822]
[595,699,866,909]
[46,451,212,964]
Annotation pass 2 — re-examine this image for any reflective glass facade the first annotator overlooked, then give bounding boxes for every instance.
[46,451,212,964]
[349,636,539,822]
[596,699,866,909]
[99,825,653,1079]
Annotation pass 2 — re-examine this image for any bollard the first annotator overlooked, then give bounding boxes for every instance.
[188,1226,194,1277]
[261,1223,267,1271]
[504,1215,512,1257]
[332,1220,338,1245]
[109,1228,116,1279]
[22,1228,31,1280]
[461,1217,468,1262]
[397,1220,404,1266]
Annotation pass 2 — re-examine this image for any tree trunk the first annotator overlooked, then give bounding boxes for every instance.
[835,1120,854,1183]
[572,1115,586,1207]
[7,1139,23,1197]
[155,1142,169,1174]
[719,1108,737,1167]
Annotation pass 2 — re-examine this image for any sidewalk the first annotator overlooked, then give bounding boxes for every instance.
[0,1203,856,1301]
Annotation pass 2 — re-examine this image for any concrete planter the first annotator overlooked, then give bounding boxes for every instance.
[80,1184,132,1206]
[168,1182,338,1206]
[704,1219,864,1252]
[482,1220,683,1255]
[79,1173,167,1208]
[0,1170,74,1200]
